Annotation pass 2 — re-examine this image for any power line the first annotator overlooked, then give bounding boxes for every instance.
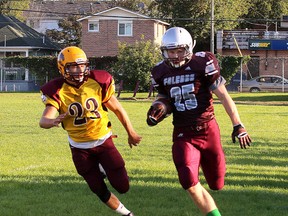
[0,7,285,23]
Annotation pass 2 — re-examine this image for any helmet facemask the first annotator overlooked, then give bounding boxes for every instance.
[64,62,89,84]
[161,45,192,68]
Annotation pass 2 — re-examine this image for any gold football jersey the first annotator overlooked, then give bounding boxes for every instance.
[41,70,115,142]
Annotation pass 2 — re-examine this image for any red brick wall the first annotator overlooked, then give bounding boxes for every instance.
[219,49,288,78]
[80,19,156,57]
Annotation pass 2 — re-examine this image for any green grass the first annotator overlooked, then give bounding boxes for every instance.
[0,92,287,216]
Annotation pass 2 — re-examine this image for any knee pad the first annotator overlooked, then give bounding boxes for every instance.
[98,189,111,203]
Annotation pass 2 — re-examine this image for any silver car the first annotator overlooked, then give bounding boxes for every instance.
[240,75,288,92]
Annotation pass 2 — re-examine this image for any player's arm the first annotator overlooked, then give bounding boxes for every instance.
[213,84,241,125]
[104,95,142,148]
[39,105,67,129]
[213,84,252,149]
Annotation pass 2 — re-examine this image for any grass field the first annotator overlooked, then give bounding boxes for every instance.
[0,92,287,216]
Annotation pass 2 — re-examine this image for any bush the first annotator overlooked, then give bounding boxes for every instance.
[111,37,162,91]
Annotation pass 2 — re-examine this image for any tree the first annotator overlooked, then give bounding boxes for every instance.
[46,15,82,48]
[239,0,288,29]
[152,0,251,50]
[216,54,250,85]
[109,0,155,15]
[0,0,30,21]
[112,37,161,91]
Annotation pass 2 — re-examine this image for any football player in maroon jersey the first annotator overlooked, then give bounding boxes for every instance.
[39,46,141,216]
[147,27,251,216]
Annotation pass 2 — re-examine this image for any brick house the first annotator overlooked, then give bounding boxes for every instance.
[77,7,169,57]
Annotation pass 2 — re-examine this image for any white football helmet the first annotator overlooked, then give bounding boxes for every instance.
[160,27,196,68]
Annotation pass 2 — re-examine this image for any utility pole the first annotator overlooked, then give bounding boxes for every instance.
[210,0,215,53]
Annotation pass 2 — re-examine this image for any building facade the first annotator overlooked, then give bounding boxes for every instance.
[78,7,169,57]
[217,29,288,80]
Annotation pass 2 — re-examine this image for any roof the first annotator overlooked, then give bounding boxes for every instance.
[77,6,169,25]
[0,14,60,50]
[24,0,112,19]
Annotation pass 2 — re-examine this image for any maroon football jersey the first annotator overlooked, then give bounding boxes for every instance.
[151,51,223,127]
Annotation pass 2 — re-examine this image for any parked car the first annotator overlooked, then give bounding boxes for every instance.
[240,75,288,92]
[226,72,247,91]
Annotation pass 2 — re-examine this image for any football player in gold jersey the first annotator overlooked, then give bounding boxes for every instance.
[39,46,141,216]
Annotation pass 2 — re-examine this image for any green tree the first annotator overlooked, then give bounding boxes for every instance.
[0,0,30,21]
[46,15,81,48]
[109,0,155,15]
[112,37,161,91]
[152,0,251,50]
[239,0,288,29]
[216,54,250,85]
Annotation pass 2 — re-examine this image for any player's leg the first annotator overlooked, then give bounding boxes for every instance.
[197,118,224,216]
[172,136,220,215]
[97,137,134,215]
[186,183,220,215]
[201,119,226,190]
[70,144,133,215]
[98,137,129,193]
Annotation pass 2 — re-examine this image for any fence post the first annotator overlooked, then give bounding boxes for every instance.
[147,83,154,98]
[117,80,123,98]
[132,80,140,98]
[282,58,285,93]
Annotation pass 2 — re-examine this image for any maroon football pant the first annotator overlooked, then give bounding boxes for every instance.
[172,118,226,190]
[70,137,129,197]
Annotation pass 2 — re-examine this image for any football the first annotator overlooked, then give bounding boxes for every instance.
[147,97,173,126]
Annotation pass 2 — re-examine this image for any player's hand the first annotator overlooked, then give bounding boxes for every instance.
[231,124,252,149]
[146,105,165,126]
[128,131,142,148]
[53,113,68,127]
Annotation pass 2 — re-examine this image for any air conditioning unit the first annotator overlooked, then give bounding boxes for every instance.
[280,15,288,28]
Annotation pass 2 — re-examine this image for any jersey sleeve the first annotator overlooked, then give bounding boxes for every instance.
[40,78,64,110]
[203,51,221,86]
[209,76,226,91]
[89,70,115,103]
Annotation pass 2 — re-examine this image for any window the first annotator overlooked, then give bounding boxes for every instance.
[88,21,99,32]
[118,21,132,36]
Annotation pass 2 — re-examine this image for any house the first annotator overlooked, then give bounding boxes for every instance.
[77,7,169,57]
[0,14,60,92]
[25,0,113,34]
[216,18,288,82]
[25,1,169,57]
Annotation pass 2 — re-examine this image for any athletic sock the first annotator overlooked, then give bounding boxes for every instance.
[115,202,131,215]
[206,209,221,216]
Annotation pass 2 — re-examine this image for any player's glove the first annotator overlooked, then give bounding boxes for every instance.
[146,98,172,126]
[146,104,165,126]
[232,124,252,149]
